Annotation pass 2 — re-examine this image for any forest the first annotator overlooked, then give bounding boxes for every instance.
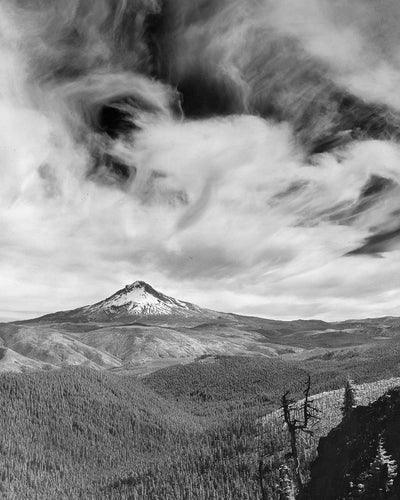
[0,355,399,499]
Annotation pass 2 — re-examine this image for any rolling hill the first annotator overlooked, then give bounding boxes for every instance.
[3,281,400,374]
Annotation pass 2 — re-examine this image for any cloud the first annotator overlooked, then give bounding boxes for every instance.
[3,0,400,321]
[269,0,400,110]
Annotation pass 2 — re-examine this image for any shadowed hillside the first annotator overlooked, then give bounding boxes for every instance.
[300,388,400,499]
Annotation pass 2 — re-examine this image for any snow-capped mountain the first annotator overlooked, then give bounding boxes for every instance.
[84,281,203,318]
[7,282,400,375]
[30,281,209,322]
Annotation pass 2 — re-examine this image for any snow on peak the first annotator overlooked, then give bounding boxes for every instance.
[85,281,201,317]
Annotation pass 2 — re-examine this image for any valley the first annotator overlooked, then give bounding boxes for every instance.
[0,357,399,499]
[2,281,400,376]
[3,0,400,497]
[2,282,400,498]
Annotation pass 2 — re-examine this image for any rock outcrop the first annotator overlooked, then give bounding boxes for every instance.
[300,388,400,499]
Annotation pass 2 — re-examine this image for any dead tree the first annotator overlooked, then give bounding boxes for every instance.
[281,375,320,492]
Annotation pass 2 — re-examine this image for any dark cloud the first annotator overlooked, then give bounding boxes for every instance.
[4,0,400,320]
[347,227,400,256]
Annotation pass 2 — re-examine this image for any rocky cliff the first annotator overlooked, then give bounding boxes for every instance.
[300,388,400,500]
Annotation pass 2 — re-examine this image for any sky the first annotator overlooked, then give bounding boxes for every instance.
[3,0,400,322]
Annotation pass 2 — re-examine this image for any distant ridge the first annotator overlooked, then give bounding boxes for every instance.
[6,282,400,375]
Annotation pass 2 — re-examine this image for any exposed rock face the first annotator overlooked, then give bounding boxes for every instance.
[300,388,400,499]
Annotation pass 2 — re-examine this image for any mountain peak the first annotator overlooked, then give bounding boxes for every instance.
[125,281,149,290]
[123,281,155,294]
[27,281,213,323]
[81,281,202,320]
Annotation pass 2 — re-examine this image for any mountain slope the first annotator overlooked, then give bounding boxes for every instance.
[0,347,55,373]
[0,367,202,499]
[32,281,210,323]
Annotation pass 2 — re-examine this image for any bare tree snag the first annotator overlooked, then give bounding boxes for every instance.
[281,375,320,492]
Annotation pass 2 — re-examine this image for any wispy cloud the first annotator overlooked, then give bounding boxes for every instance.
[2,0,400,321]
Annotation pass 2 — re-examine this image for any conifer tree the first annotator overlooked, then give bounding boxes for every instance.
[341,379,357,418]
